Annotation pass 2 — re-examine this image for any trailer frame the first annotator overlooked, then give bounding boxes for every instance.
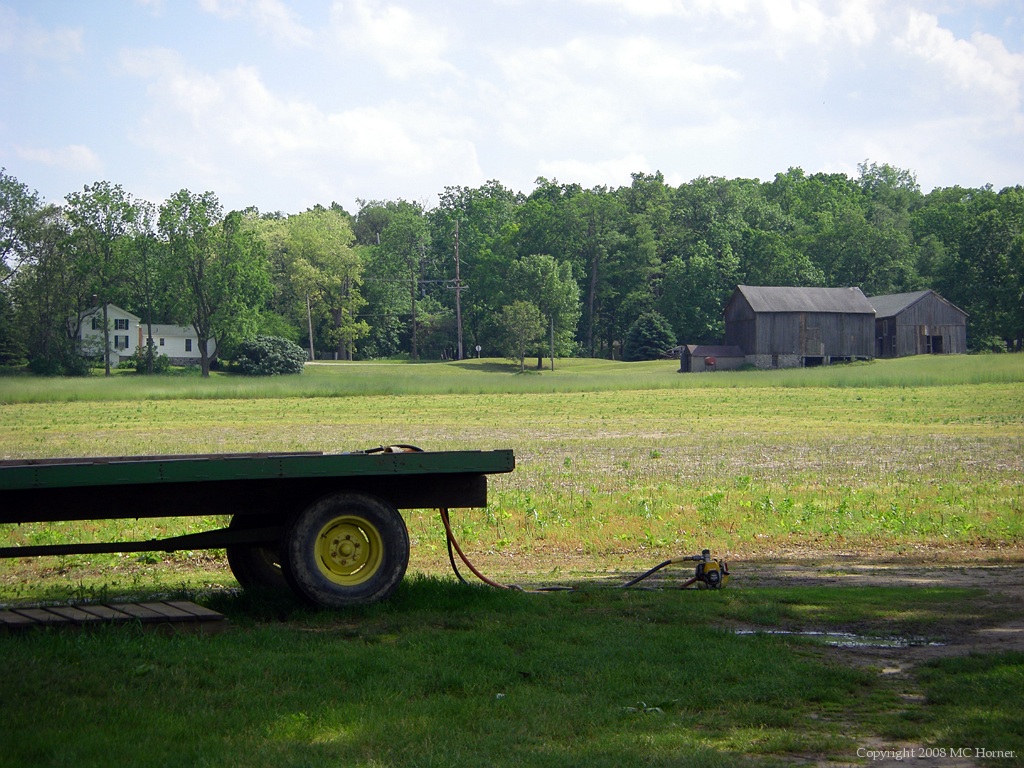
[0,447,515,607]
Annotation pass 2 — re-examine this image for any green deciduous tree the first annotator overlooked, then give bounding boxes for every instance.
[375,203,428,358]
[507,253,581,369]
[159,190,270,376]
[430,181,521,358]
[0,169,43,364]
[123,200,167,373]
[283,207,367,360]
[64,181,139,375]
[498,300,545,372]
[0,168,41,287]
[12,204,91,373]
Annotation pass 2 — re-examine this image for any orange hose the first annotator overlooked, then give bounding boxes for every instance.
[439,507,511,590]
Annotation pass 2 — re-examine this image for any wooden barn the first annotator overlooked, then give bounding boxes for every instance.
[869,290,967,357]
[724,285,875,369]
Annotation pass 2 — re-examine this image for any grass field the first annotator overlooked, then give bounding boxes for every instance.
[1,354,1023,766]
[2,355,1021,570]
[2,578,1022,768]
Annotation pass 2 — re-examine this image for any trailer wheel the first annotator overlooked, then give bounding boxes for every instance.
[283,492,409,608]
[225,515,288,592]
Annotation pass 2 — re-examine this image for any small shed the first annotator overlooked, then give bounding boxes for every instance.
[724,285,875,368]
[869,290,967,357]
[678,345,745,373]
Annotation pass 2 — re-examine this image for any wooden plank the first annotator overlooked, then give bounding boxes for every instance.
[0,601,225,632]
[114,603,171,621]
[163,601,225,621]
[11,607,68,625]
[136,602,198,620]
[0,610,38,628]
[78,604,135,622]
[47,606,104,624]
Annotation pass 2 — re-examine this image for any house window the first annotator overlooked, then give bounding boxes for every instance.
[159,338,165,346]
[114,318,129,330]
[91,317,101,330]
[114,335,129,350]
[185,339,192,352]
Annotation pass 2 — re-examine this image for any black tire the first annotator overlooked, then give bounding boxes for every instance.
[225,515,289,592]
[282,492,410,608]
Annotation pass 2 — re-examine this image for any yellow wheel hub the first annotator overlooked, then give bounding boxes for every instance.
[315,516,384,586]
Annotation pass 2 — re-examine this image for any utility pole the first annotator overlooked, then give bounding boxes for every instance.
[306,293,314,361]
[454,219,464,360]
[411,244,420,360]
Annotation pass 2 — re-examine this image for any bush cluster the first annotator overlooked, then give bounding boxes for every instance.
[123,342,173,374]
[233,335,307,375]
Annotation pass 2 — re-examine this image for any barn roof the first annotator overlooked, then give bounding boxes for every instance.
[868,289,967,319]
[867,290,931,318]
[734,285,874,314]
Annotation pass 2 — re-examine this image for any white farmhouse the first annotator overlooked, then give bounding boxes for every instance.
[76,303,216,367]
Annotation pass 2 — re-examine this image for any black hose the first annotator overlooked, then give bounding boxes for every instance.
[438,508,711,592]
[616,559,675,589]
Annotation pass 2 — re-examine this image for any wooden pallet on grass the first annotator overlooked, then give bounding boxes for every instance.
[0,600,226,634]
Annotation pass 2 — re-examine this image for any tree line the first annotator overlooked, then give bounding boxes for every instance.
[1,162,1021,376]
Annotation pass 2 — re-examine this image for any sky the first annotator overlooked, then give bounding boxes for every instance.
[1,0,1022,215]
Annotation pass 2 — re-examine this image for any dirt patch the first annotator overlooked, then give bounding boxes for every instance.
[720,558,1024,768]
[734,557,1024,660]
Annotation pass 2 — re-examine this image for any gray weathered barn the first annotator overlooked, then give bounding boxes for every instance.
[869,290,967,357]
[724,285,875,368]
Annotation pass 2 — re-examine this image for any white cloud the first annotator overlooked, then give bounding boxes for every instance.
[198,0,315,47]
[574,0,726,19]
[538,153,650,189]
[16,144,102,173]
[3,0,1022,212]
[894,9,1024,108]
[117,47,481,210]
[489,34,739,155]
[574,0,878,46]
[327,0,458,79]
[0,5,84,61]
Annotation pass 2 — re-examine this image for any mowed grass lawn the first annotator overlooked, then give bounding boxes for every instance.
[1,354,1023,766]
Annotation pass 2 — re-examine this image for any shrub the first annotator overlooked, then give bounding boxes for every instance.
[233,335,307,375]
[27,351,90,376]
[624,311,677,361]
[123,342,172,374]
[974,336,1007,353]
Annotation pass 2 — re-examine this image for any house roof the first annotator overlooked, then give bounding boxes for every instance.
[733,285,875,314]
[148,324,197,338]
[868,289,967,319]
[80,303,140,322]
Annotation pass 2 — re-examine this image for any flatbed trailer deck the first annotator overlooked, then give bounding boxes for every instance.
[0,447,515,607]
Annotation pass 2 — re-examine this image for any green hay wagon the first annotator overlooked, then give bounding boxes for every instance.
[0,447,515,607]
